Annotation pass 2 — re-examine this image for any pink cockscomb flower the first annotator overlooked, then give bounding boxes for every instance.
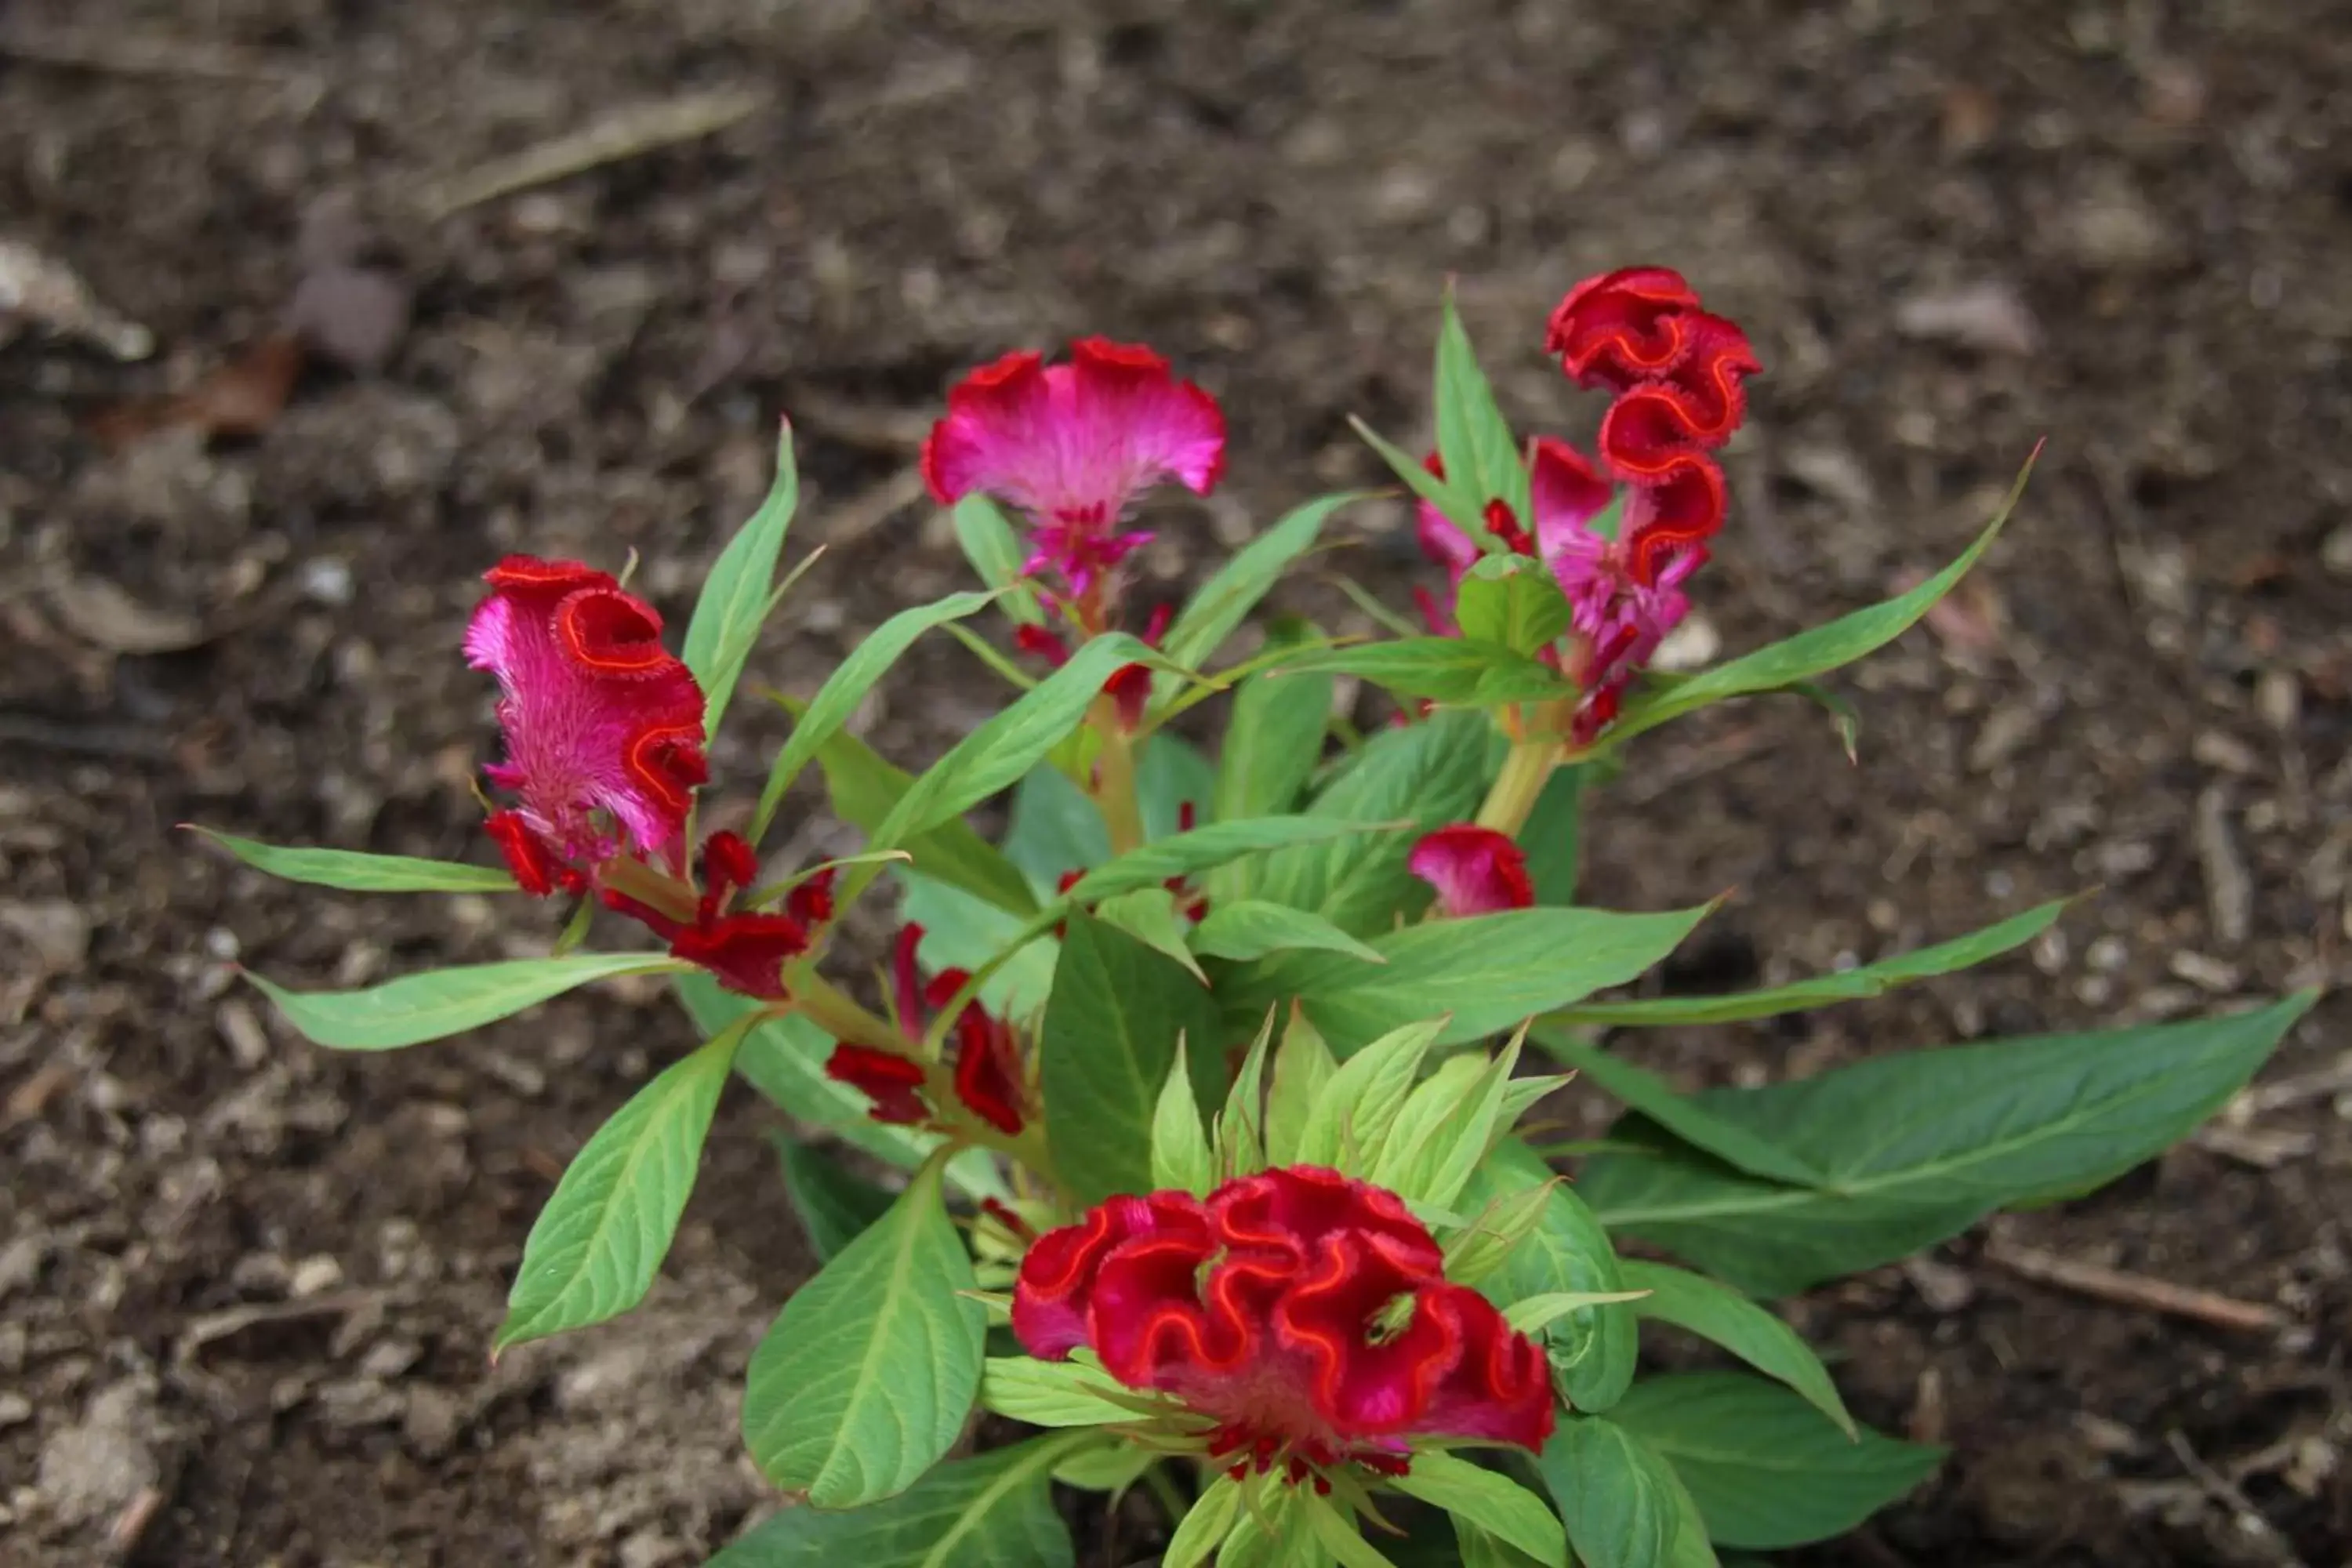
[1408,824,1536,917]
[921,338,1225,615]
[1416,440,1615,634]
[466,557,706,887]
[1012,1166,1555,1487]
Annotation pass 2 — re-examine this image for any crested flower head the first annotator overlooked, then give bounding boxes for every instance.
[1408,825,1535,917]
[1013,1165,1554,1483]
[465,556,706,883]
[921,338,1225,610]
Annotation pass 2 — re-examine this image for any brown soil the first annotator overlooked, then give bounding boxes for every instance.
[4,2,2350,1564]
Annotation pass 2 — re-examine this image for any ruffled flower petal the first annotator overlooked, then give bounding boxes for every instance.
[824,1045,929,1126]
[1407,824,1535,917]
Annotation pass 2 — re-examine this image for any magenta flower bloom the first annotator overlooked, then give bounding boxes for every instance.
[1013,1167,1555,1486]
[1408,824,1536,917]
[921,338,1226,611]
[464,557,707,886]
[1415,439,1615,635]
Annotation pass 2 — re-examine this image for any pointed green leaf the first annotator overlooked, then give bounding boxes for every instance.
[1214,1008,1279,1177]
[1213,662,1334,833]
[1439,1179,1566,1287]
[774,1137,898,1262]
[1393,1452,1564,1567]
[1352,412,1477,528]
[1096,887,1210,982]
[752,590,1000,840]
[1530,1035,1825,1189]
[1455,557,1573,656]
[1549,900,2070,1027]
[1276,637,1570,706]
[709,1434,1077,1568]
[245,952,680,1051]
[1264,1005,1339,1167]
[1619,1261,1853,1436]
[1518,764,1586,906]
[1294,1015,1446,1169]
[1465,1139,1636,1414]
[1435,290,1530,524]
[1505,1290,1658,1334]
[1415,1032,1529,1210]
[1160,492,1360,673]
[1579,993,2318,1296]
[1303,1490,1403,1568]
[742,1156,985,1505]
[191,829,516,893]
[1608,456,2034,746]
[1152,1038,1216,1196]
[978,1356,1145,1427]
[1609,1374,1943,1549]
[897,871,1060,1018]
[496,1022,744,1349]
[951,493,1046,626]
[1191,901,1388,967]
[1069,817,1390,905]
[684,421,799,739]
[1659,1458,1723,1568]
[1163,1475,1243,1568]
[1373,1053,1488,1201]
[1540,1417,1680,1568]
[1042,913,1228,1204]
[807,724,1039,916]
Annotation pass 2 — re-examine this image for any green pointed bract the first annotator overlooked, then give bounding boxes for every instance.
[1263,1004,1339,1167]
[1292,1015,1448,1172]
[1151,1037,1215,1196]
[1439,1178,1560,1287]
[1213,1007,1280,1178]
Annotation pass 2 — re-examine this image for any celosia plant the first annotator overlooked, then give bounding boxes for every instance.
[199,272,2315,1568]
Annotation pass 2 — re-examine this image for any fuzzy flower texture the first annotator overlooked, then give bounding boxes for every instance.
[1014,1166,1554,1487]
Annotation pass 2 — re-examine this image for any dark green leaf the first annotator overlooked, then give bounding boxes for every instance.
[1548,900,2071,1027]
[1138,732,1218,840]
[1518,765,1587,906]
[1189,901,1387,965]
[1435,290,1530,524]
[1540,1417,1680,1568]
[1530,1035,1826,1189]
[1040,913,1229,1204]
[1002,760,1109,895]
[1352,413,1478,530]
[684,421,798,739]
[1212,663,1334,833]
[1609,1373,1943,1549]
[807,724,1039,916]
[710,1434,1077,1567]
[191,829,516,893]
[1620,1261,1853,1436]
[1465,1139,1637,1414]
[1276,637,1569,705]
[742,1157,986,1505]
[775,1137,898,1261]
[1456,557,1573,656]
[1160,492,1359,673]
[245,953,679,1052]
[951,494,1046,626]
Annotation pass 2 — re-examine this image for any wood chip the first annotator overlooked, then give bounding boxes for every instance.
[1984,1235,2288,1333]
[0,237,151,359]
[44,576,207,655]
[2195,786,2254,948]
[419,88,764,220]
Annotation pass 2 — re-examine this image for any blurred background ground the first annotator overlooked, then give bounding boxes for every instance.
[2,1,2350,1563]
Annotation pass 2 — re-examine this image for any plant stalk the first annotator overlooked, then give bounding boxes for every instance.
[1088,695,1147,855]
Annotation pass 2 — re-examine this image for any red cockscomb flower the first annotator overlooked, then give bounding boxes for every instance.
[599,831,826,1001]
[822,924,1032,1136]
[465,556,706,886]
[1013,1166,1555,1484]
[921,338,1225,608]
[1407,825,1535,917]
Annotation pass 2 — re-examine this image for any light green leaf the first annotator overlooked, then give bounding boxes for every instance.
[1264,1005,1338,1167]
[1159,492,1360,674]
[496,1021,744,1349]
[1152,1039,1215,1196]
[1352,412,1476,529]
[1373,1053,1489,1201]
[1414,1030,1526,1210]
[1464,1139,1635,1414]
[1302,1490,1403,1568]
[1608,456,2034,746]
[1069,817,1389,905]
[897,872,1060,1019]
[246,953,680,1052]
[1620,1261,1853,1436]
[1549,899,2070,1027]
[1578,992,2318,1296]
[1052,1437,1154,1493]
[1504,1290,1657,1335]
[978,1356,1144,1427]
[1609,1374,1943,1549]
[742,1156,985,1506]
[710,1434,1076,1567]
[1096,887,1209,982]
[1439,1178,1559,1288]
[1276,637,1570,706]
[1540,1418,1681,1568]
[1294,1015,1447,1170]
[1163,1474,1243,1568]
[952,493,1045,626]
[1042,913,1228,1204]
[1190,901,1388,967]
[1212,662,1334,837]
[1393,1451,1565,1567]
[805,723,1040,916]
[684,420,798,739]
[1214,1007,1279,1178]
[773,1136,898,1263]
[1456,557,1573,656]
[1434,289,1530,524]
[191,829,516,893]
[1231,904,1712,1055]
[753,590,1000,841]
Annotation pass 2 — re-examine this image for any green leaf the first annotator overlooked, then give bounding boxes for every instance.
[1540,1417,1680,1568]
[869,633,1167,858]
[1069,817,1390,904]
[1518,765,1587,906]
[1052,1437,1154,1493]
[897,872,1060,1019]
[753,590,1000,841]
[1529,1035,1826,1189]
[742,1156,985,1506]
[1214,1008,1279,1177]
[1392,1450,1566,1568]
[1265,1005,1338,1166]
[1163,1474,1243,1568]
[1213,663,1334,832]
[1094,887,1208,982]
[1413,1032,1527,1211]
[1579,993,2318,1296]
[1152,1039,1216,1195]
[1230,904,1712,1055]
[1139,731,1219,840]
[1254,710,1498,936]
[245,953,679,1052]
[1160,492,1359,673]
[1434,289,1530,524]
[1294,1015,1446,1169]
[1002,760,1110,895]
[1659,1461,1723,1568]
[952,494,1045,626]
[774,1137,898,1262]
[1455,557,1573,656]
[1609,1374,1943,1549]
[978,1356,1144,1427]
[1608,457,2034,746]
[1465,1139,1635,1414]
[1438,1177,1559,1288]
[1504,1289,1655,1333]
[1041,913,1228,1205]
[1352,412,1478,531]
[190,829,517,893]
[1277,637,1569,706]
[1619,1261,1852,1436]
[1549,900,2071,1027]
[1303,1490,1403,1568]
[1190,901,1388,966]
[807,724,1039,916]
[710,1434,1076,1567]
[684,421,798,739]
[496,1021,745,1349]
[1373,1054,1487,1202]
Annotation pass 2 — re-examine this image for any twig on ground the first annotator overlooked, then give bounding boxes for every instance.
[419,88,764,220]
[2240,1052,2352,1116]
[104,1486,167,1561]
[0,24,315,84]
[2165,1429,2309,1568]
[2192,1123,2318,1170]
[1983,1236,2288,1334]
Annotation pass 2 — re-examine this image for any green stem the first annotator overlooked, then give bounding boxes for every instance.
[1474,728,1559,838]
[1142,1460,1192,1528]
[787,967,905,1054]
[1090,695,1147,855]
